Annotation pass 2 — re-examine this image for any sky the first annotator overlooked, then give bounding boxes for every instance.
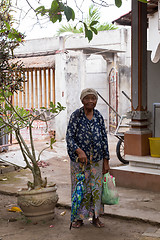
[13,0,131,40]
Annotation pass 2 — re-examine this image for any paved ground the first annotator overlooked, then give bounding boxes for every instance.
[1,134,160,239]
[0,194,160,240]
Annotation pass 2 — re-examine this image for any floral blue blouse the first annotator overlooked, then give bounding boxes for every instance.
[66,107,110,163]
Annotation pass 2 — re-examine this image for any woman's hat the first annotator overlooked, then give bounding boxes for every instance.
[80,88,98,102]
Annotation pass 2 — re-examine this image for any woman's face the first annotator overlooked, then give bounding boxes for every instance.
[82,94,97,110]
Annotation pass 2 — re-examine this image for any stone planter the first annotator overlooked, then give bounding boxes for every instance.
[17,185,58,222]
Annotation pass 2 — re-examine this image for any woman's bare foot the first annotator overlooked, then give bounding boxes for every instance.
[72,220,84,228]
[92,217,104,228]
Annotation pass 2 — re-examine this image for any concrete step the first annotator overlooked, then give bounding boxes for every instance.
[110,165,160,192]
[0,161,19,174]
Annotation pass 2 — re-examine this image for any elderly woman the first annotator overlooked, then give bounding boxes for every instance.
[66,88,110,228]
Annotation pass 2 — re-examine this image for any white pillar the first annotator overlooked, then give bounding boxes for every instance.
[54,38,67,140]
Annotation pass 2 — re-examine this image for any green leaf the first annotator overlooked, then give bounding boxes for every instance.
[0,29,7,33]
[4,21,10,30]
[17,37,22,42]
[71,9,75,21]
[86,29,93,42]
[49,102,55,109]
[50,14,59,23]
[8,32,14,39]
[5,103,12,111]
[90,26,98,35]
[50,137,56,145]
[0,97,5,102]
[36,6,45,11]
[138,0,147,3]
[83,22,88,32]
[90,21,98,27]
[50,137,56,149]
[57,102,66,111]
[35,6,45,14]
[83,23,93,42]
[7,31,22,41]
[58,1,65,11]
[51,0,59,11]
[57,13,62,22]
[64,6,73,21]
[5,91,13,97]
[115,0,122,8]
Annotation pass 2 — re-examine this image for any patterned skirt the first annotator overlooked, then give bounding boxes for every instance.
[70,160,104,220]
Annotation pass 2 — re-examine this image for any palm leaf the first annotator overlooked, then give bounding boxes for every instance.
[86,4,100,26]
[56,23,83,35]
[97,23,118,31]
[56,4,118,36]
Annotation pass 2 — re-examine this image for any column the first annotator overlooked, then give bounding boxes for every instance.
[124,0,152,156]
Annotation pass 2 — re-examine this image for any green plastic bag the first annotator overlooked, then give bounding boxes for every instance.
[102,173,119,205]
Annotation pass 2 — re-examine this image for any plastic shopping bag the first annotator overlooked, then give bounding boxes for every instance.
[102,173,119,205]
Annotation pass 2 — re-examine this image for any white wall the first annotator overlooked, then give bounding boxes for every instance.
[54,52,67,140]
[14,29,132,140]
[65,51,86,123]
[117,28,131,117]
[15,37,59,55]
[85,54,108,121]
[118,63,131,116]
[147,51,160,137]
[148,12,160,63]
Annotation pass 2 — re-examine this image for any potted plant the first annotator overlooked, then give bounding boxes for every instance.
[0,3,65,222]
[0,87,65,222]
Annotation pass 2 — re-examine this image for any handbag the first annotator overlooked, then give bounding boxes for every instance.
[102,172,119,205]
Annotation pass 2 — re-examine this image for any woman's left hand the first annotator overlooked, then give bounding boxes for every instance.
[102,159,110,174]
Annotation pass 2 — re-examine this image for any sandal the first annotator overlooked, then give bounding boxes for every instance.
[72,220,84,228]
[91,217,104,228]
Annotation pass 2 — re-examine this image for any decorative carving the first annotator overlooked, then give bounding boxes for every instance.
[18,194,58,207]
[17,187,58,222]
[126,110,150,120]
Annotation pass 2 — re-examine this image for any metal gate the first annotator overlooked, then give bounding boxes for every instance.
[0,67,55,151]
[13,68,55,109]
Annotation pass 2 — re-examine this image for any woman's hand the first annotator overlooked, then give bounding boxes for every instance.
[75,148,88,165]
[102,159,110,174]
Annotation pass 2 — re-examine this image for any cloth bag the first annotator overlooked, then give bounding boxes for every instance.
[102,172,119,205]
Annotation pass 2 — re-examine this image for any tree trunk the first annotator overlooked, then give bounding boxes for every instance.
[32,165,43,189]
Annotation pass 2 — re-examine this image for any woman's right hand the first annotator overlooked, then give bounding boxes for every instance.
[75,148,87,165]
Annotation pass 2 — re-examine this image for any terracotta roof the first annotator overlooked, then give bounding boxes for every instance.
[112,0,158,26]
[11,55,55,69]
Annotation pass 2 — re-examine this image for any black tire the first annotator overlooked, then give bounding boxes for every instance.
[116,139,129,164]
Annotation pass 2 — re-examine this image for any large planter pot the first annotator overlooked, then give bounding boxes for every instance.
[17,185,58,222]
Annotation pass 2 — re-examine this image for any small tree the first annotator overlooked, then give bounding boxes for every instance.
[0,1,65,190]
[0,88,65,189]
[0,0,25,92]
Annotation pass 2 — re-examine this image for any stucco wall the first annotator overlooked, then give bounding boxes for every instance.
[118,64,131,116]
[14,30,132,140]
[85,54,108,121]
[54,52,67,140]
[117,28,131,117]
[147,51,160,137]
[65,51,85,123]
[148,12,160,63]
